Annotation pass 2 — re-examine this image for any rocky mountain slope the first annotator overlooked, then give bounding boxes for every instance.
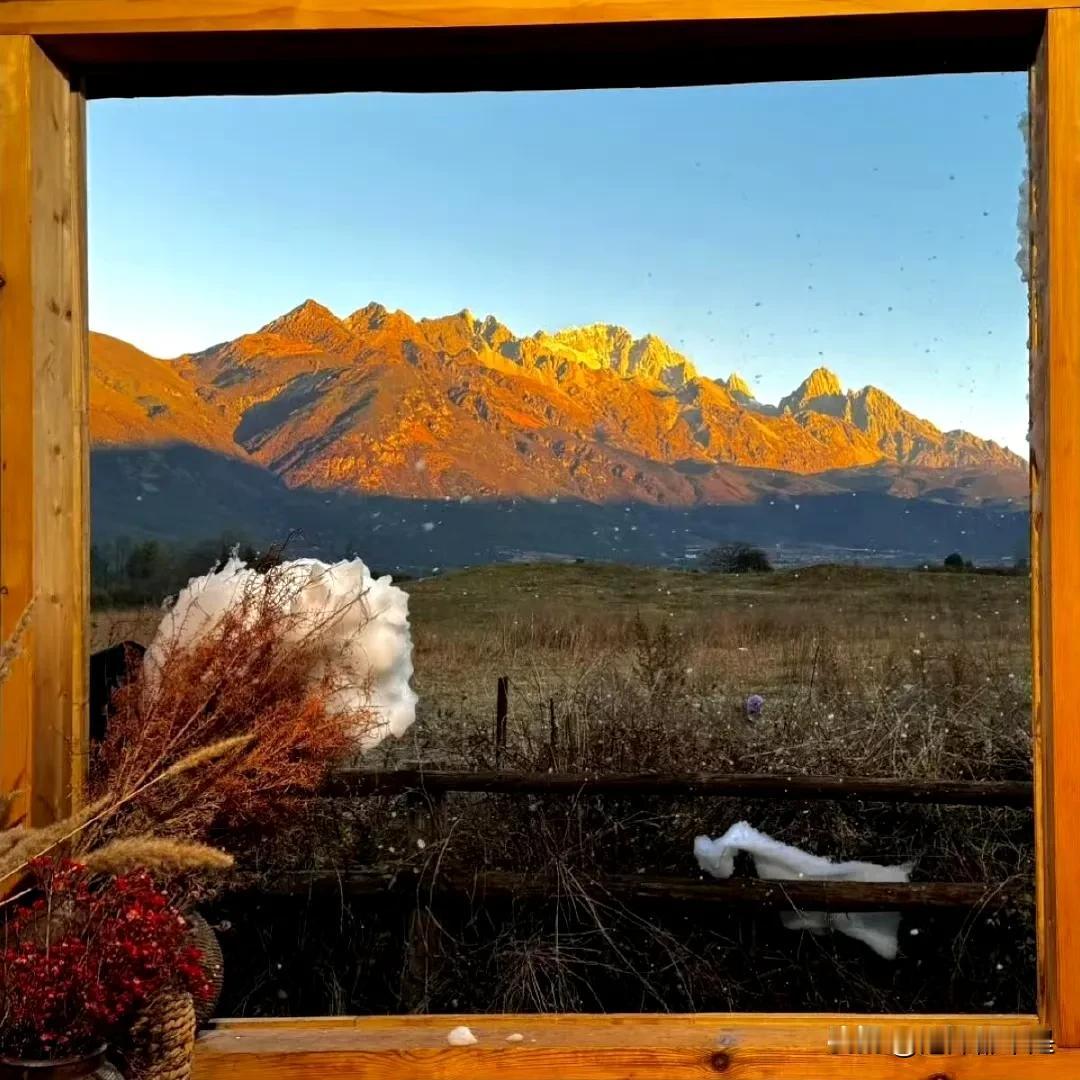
[90,300,1025,511]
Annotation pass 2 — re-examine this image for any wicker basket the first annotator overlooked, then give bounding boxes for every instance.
[185,912,225,1026]
[123,911,224,1080]
[125,989,196,1080]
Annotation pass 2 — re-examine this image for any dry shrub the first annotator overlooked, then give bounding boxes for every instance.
[89,566,374,843]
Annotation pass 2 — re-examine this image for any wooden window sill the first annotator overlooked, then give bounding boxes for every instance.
[194,1015,1079,1078]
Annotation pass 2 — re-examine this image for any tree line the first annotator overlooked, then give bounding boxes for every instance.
[700,542,1030,576]
[92,533,1028,609]
[91,531,409,608]
[91,534,263,607]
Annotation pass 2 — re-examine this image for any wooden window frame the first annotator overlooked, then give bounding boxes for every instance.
[0,3,1077,1076]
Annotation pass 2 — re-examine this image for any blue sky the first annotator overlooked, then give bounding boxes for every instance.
[88,72,1029,452]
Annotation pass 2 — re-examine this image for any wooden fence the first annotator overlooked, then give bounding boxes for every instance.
[261,765,1036,913]
[246,766,1034,1009]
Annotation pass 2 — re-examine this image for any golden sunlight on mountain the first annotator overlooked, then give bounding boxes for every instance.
[89,300,1025,509]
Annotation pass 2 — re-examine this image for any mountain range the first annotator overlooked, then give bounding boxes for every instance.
[89,300,1028,569]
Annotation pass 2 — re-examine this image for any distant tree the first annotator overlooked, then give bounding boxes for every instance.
[704,541,773,574]
[943,552,965,570]
[90,544,110,587]
[126,540,164,581]
[175,538,226,583]
[111,535,133,579]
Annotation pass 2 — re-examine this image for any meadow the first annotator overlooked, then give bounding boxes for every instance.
[91,562,1035,1016]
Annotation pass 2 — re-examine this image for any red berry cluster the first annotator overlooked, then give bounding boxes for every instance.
[0,858,213,1060]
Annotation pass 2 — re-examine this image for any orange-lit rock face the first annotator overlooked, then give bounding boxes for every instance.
[89,300,1025,507]
[90,332,243,457]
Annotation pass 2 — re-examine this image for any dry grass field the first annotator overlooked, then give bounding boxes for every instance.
[93,562,1031,776]
[92,562,1035,1016]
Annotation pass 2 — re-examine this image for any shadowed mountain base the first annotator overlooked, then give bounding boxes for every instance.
[92,444,1028,574]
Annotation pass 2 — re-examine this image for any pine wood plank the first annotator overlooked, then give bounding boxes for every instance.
[206,1012,1047,1037]
[192,1014,1072,1079]
[0,38,36,828]
[67,63,89,810]
[0,0,1071,35]
[0,35,88,826]
[1031,7,1080,1051]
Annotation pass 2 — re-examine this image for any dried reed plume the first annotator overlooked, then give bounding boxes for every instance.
[83,837,234,876]
[90,565,373,843]
[155,734,256,784]
[0,794,113,887]
[0,737,256,897]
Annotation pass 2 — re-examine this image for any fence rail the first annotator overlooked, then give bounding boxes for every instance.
[326,768,1033,808]
[303,768,1034,915]
[238,868,1030,911]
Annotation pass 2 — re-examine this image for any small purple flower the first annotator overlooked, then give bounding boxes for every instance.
[745,694,765,719]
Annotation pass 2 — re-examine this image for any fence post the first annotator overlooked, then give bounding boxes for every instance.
[495,675,509,767]
[548,697,558,770]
